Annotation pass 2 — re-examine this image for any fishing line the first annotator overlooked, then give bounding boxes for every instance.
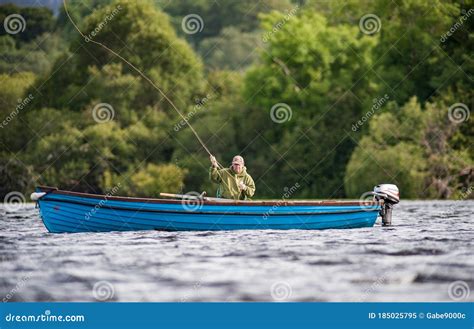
[63,0,243,197]
[63,1,222,162]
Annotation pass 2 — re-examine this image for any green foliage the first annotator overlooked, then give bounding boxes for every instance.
[24,117,131,192]
[0,71,36,151]
[242,10,378,197]
[158,0,293,43]
[345,97,473,198]
[35,0,204,114]
[0,153,34,197]
[56,0,114,40]
[0,3,72,104]
[170,70,246,192]
[199,27,262,70]
[0,4,54,43]
[0,33,67,75]
[0,0,205,197]
[106,163,187,197]
[0,0,471,200]
[372,0,460,104]
[345,98,426,197]
[0,71,36,106]
[157,0,293,69]
[343,0,473,198]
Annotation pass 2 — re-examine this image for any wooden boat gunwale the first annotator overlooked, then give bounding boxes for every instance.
[36,186,382,207]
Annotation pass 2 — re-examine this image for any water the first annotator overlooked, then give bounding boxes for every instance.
[1,201,472,302]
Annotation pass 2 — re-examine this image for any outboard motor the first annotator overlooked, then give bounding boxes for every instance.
[372,184,399,226]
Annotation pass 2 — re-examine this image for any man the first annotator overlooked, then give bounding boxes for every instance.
[209,155,256,200]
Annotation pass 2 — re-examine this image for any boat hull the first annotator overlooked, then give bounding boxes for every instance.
[35,187,381,233]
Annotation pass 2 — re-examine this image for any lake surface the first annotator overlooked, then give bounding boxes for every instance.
[1,201,472,302]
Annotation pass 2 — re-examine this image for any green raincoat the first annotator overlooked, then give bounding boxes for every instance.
[209,166,256,200]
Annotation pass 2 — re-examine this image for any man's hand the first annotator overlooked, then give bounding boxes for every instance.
[238,181,247,191]
[210,155,218,168]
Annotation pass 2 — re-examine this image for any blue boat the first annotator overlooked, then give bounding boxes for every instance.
[31,185,399,233]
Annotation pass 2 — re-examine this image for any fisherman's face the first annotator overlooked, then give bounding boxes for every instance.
[232,163,243,174]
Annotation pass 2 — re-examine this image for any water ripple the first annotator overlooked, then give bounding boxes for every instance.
[0,200,472,301]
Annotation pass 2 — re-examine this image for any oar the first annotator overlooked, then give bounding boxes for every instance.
[159,193,235,202]
[159,192,206,200]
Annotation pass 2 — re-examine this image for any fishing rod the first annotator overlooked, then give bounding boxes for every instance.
[62,0,225,169]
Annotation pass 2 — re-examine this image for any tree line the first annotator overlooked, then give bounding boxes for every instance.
[0,0,472,200]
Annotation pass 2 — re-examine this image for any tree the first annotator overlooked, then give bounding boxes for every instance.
[18,0,205,194]
[0,71,36,151]
[33,0,204,113]
[0,33,67,75]
[372,0,459,104]
[199,27,262,70]
[345,97,472,198]
[242,10,378,197]
[158,0,293,44]
[0,4,55,43]
[114,163,187,197]
[56,0,114,40]
[171,70,245,194]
